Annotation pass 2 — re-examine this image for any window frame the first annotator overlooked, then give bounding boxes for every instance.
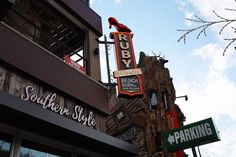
[3,0,88,74]
[0,123,107,157]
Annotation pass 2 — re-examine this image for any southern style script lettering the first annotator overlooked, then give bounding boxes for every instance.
[20,86,96,127]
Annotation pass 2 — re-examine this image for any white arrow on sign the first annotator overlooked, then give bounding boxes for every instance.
[168,134,175,145]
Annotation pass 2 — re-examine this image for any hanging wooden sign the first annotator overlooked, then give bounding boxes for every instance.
[110,32,143,97]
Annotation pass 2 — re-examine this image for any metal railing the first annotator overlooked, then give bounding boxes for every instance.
[3,8,87,71]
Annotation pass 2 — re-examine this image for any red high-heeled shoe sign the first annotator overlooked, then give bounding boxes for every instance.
[108,17,132,33]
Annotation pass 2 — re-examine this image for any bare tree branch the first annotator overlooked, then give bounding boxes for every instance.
[224,38,236,55]
[178,7,236,56]
[225,8,236,12]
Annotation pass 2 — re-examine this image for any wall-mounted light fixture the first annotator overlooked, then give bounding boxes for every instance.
[114,108,129,126]
[176,95,188,101]
[93,47,99,55]
[116,111,125,120]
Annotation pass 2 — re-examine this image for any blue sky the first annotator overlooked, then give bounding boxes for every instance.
[91,0,236,157]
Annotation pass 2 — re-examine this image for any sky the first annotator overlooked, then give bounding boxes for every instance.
[90,0,236,157]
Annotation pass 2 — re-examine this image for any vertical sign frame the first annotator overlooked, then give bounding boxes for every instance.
[110,32,143,97]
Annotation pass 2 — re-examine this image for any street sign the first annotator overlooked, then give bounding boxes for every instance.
[164,117,220,152]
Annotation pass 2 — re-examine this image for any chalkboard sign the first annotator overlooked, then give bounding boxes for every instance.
[120,76,140,92]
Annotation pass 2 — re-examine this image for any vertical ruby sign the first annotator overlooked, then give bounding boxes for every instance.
[111,32,143,97]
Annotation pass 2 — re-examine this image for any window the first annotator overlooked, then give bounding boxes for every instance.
[20,140,70,157]
[162,91,169,110]
[0,132,12,157]
[0,124,107,157]
[150,90,158,110]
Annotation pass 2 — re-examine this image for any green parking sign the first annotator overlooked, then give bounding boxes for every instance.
[164,117,220,152]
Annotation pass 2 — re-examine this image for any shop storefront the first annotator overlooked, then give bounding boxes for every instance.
[0,0,189,156]
[0,0,138,156]
[0,60,137,157]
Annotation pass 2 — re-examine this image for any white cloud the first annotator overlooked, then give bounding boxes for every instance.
[176,0,236,123]
[178,0,236,42]
[187,0,235,18]
[175,43,236,124]
[114,0,122,4]
[184,11,194,26]
[189,0,236,39]
[197,120,236,157]
[176,1,236,157]
[89,0,95,5]
[175,44,236,157]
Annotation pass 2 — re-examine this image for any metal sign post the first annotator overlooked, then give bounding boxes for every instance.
[192,147,198,157]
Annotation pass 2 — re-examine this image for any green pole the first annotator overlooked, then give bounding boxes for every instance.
[192,147,198,157]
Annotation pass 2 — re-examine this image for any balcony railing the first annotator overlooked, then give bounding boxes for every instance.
[3,8,87,73]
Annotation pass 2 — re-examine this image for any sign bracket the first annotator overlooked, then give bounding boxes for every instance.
[96,35,115,89]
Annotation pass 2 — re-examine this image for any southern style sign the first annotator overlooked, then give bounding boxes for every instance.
[20,86,96,127]
[164,118,220,152]
[111,32,143,97]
